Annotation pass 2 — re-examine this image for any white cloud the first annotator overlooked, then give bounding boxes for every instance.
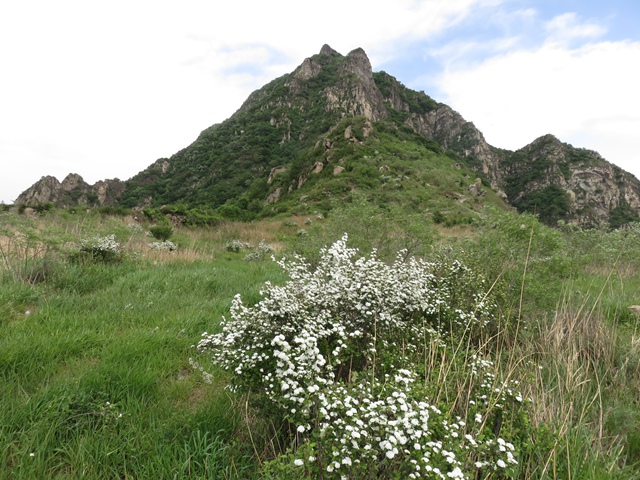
[545,12,607,43]
[436,37,640,178]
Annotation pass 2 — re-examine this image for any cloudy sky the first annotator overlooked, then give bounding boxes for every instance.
[1,0,639,203]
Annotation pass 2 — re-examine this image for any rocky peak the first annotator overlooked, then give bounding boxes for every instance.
[323,47,388,121]
[16,176,62,205]
[294,45,343,81]
[531,133,561,146]
[342,48,374,85]
[61,173,89,191]
[294,56,323,81]
[16,44,640,228]
[320,44,340,56]
[16,174,124,207]
[501,135,640,226]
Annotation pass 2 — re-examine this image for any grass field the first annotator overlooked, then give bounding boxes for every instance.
[2,208,640,478]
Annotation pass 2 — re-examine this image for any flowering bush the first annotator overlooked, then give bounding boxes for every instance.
[244,240,274,261]
[147,240,177,251]
[74,234,122,263]
[197,236,530,478]
[225,239,254,253]
[127,223,144,233]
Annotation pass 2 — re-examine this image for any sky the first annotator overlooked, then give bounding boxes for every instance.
[1,0,639,204]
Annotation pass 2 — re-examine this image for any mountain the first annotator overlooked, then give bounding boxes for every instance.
[500,135,640,227]
[15,174,124,208]
[15,45,640,227]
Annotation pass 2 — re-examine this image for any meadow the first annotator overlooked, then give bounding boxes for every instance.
[2,206,640,479]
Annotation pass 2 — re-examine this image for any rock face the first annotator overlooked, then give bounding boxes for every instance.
[499,135,640,226]
[16,176,62,205]
[372,71,505,195]
[405,107,503,188]
[371,66,640,226]
[16,174,124,207]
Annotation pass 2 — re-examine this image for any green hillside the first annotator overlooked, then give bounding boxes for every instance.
[117,48,504,223]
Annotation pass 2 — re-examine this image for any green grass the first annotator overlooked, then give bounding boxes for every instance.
[3,209,640,478]
[0,216,285,478]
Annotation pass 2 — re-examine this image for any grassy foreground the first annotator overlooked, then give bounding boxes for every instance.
[2,207,640,478]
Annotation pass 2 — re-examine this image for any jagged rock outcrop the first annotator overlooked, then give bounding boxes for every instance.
[290,46,389,122]
[327,48,388,121]
[468,178,485,197]
[16,174,124,207]
[16,176,62,205]
[501,135,640,226]
[405,108,503,188]
[371,64,640,226]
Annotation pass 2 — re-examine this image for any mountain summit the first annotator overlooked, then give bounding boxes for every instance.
[16,45,640,227]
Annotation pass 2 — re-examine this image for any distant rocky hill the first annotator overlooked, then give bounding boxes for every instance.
[500,135,640,227]
[16,174,124,207]
[15,45,640,227]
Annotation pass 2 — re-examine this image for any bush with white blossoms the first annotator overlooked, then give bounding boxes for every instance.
[225,239,253,253]
[197,236,532,479]
[75,234,122,263]
[244,240,274,261]
[127,223,144,233]
[147,240,177,251]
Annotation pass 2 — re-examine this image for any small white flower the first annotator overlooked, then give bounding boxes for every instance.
[294,459,304,466]
[447,467,463,478]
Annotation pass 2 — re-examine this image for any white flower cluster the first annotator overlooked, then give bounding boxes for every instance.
[147,240,177,251]
[225,239,253,253]
[77,234,121,261]
[197,236,521,478]
[79,233,119,252]
[127,223,144,233]
[244,240,274,261]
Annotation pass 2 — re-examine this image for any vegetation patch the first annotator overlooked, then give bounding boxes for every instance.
[2,207,640,478]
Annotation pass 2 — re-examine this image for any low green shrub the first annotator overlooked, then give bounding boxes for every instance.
[149,224,173,241]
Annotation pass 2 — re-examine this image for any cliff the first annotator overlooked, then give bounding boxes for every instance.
[16,174,124,207]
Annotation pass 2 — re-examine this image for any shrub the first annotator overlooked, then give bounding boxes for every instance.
[32,202,55,214]
[149,224,173,241]
[197,236,531,478]
[147,240,177,251]
[97,206,131,217]
[243,240,274,261]
[72,234,122,263]
[225,240,253,253]
[127,223,145,233]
